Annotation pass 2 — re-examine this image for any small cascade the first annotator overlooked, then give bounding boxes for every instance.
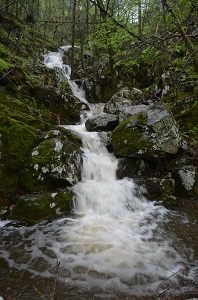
[44,46,87,104]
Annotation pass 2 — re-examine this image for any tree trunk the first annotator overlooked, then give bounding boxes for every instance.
[71,0,76,80]
[108,45,117,95]
[138,0,142,37]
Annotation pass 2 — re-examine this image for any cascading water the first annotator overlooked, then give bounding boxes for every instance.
[0,47,197,300]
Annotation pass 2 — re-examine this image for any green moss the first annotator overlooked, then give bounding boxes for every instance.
[159,177,176,205]
[0,58,14,72]
[0,41,13,59]
[9,190,72,224]
[0,113,39,171]
[18,126,82,192]
[112,114,152,156]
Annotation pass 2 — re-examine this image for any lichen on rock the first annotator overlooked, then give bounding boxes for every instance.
[19,126,83,192]
[112,103,181,158]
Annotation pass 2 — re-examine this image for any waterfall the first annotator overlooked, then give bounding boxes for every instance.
[43,47,188,295]
[0,46,196,300]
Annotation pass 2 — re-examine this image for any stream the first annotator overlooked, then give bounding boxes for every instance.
[0,46,197,300]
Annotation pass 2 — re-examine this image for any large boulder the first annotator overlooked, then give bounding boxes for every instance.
[104,87,141,114]
[112,102,181,158]
[85,113,119,132]
[19,127,82,192]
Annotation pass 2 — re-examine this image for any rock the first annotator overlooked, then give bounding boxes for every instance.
[31,65,89,125]
[112,102,181,158]
[177,165,197,194]
[167,156,198,196]
[104,87,136,114]
[0,106,39,208]
[170,96,198,134]
[119,105,148,122]
[18,126,82,192]
[9,189,72,224]
[134,175,176,204]
[85,113,119,132]
[117,157,165,179]
[117,157,176,204]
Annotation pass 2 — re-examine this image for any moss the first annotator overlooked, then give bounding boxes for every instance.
[0,58,14,72]
[159,177,176,205]
[0,113,39,171]
[18,127,82,192]
[0,41,13,60]
[0,100,53,131]
[112,114,152,157]
[9,190,72,224]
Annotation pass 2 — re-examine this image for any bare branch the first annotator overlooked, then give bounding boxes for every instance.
[0,0,17,12]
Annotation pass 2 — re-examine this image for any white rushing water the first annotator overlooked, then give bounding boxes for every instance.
[43,47,190,295]
[0,47,196,299]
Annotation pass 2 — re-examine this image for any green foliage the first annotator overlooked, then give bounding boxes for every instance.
[88,18,132,61]
[187,127,198,147]
[0,58,14,72]
[140,45,162,64]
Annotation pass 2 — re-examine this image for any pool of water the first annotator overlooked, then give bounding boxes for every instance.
[0,198,197,300]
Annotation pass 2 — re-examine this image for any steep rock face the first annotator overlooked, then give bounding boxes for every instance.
[112,103,181,158]
[85,114,119,132]
[19,127,82,192]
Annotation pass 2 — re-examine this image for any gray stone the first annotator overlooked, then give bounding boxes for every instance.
[104,87,136,114]
[112,102,181,158]
[85,113,119,132]
[19,127,82,192]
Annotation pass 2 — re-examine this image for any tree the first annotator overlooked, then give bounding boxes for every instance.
[163,0,198,73]
[71,0,77,80]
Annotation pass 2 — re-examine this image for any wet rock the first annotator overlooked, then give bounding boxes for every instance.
[19,126,82,192]
[30,65,89,125]
[104,87,137,114]
[112,102,181,158]
[85,113,119,132]
[117,157,176,204]
[134,175,176,204]
[9,189,72,224]
[167,156,198,196]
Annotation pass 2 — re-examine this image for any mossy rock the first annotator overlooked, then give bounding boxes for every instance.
[169,96,198,133]
[18,127,82,192]
[117,157,166,179]
[9,189,72,224]
[0,104,41,201]
[112,103,181,158]
[0,111,39,172]
[0,197,9,218]
[135,175,176,205]
[112,113,153,157]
